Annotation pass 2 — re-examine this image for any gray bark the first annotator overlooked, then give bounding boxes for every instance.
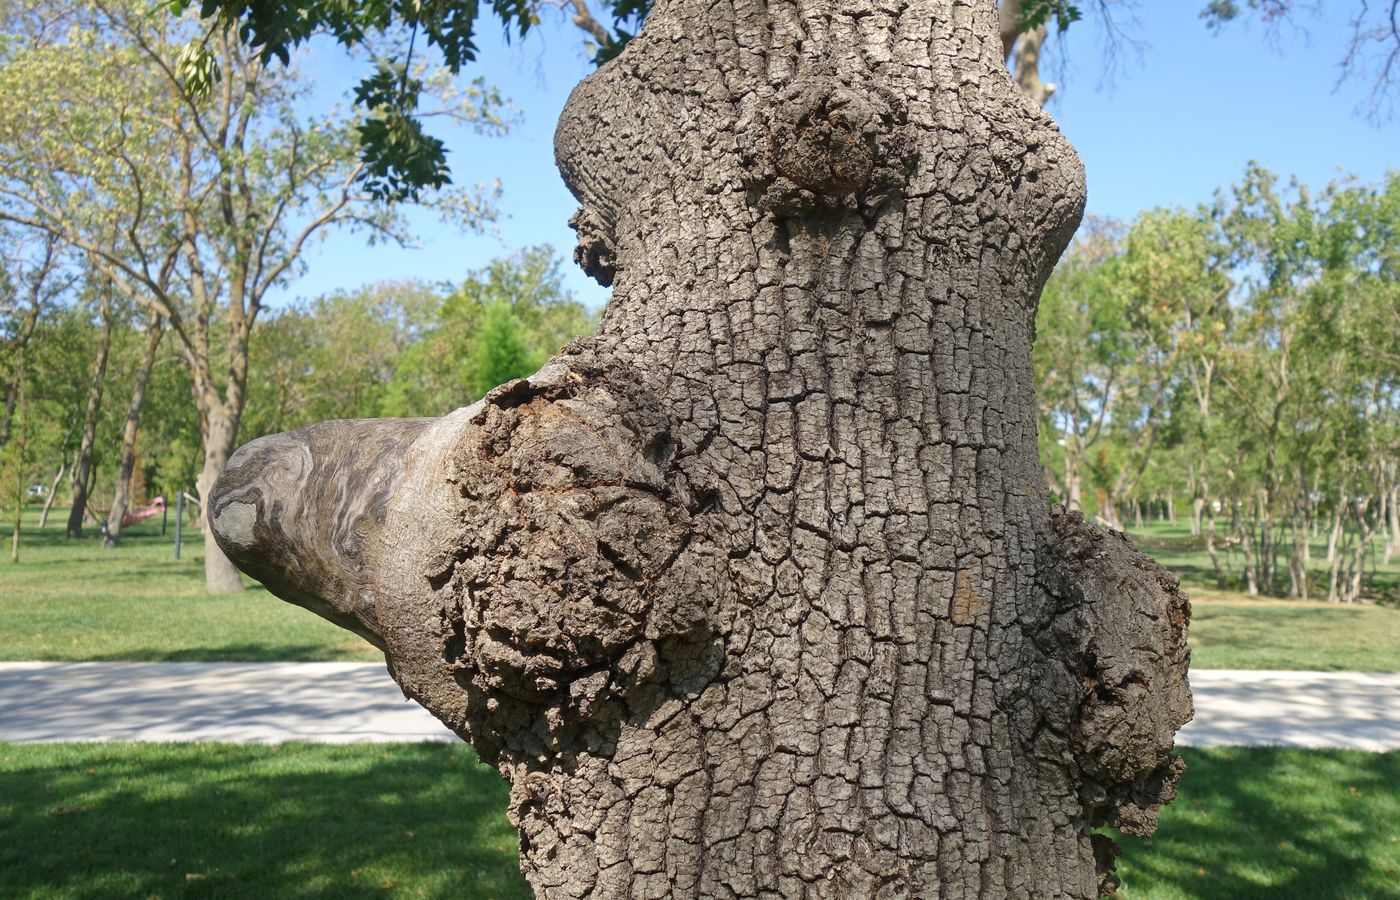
[197,409,244,592]
[1384,483,1399,564]
[210,1,1192,896]
[65,288,112,539]
[37,457,64,529]
[103,314,163,547]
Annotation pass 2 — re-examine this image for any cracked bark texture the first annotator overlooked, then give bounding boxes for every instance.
[210,0,1192,896]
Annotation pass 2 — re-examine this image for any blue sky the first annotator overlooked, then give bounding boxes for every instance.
[273,4,1400,310]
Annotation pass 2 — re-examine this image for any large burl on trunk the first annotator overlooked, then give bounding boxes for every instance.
[210,0,1192,895]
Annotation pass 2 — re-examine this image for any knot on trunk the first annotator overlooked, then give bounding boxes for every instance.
[1037,508,1194,893]
[422,352,723,759]
[746,75,915,216]
[568,206,617,287]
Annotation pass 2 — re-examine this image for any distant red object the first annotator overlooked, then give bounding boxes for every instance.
[122,496,166,527]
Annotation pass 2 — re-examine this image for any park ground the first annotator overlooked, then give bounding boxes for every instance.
[2,508,1397,899]
[3,509,1397,671]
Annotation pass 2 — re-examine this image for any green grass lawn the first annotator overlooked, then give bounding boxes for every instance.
[1,743,1393,899]
[1114,747,1400,900]
[0,742,527,899]
[2,507,1397,670]
[0,506,377,662]
[1123,521,1400,671]
[1126,520,1400,602]
[1186,588,1400,671]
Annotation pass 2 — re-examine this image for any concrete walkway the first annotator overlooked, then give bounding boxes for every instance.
[0,662,1396,750]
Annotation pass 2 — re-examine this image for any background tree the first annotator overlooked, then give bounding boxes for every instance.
[103,310,164,547]
[0,0,502,588]
[466,301,534,398]
[240,247,595,435]
[1033,165,1399,602]
[64,272,114,539]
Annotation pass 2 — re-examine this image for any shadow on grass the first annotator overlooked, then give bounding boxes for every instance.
[0,743,531,899]
[1117,748,1400,899]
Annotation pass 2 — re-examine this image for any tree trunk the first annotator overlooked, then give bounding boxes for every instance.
[1326,497,1344,565]
[196,404,244,592]
[209,2,1192,896]
[1386,484,1399,564]
[103,315,163,547]
[8,383,26,564]
[37,455,66,529]
[65,289,113,539]
[1288,515,1308,601]
[1064,446,1084,513]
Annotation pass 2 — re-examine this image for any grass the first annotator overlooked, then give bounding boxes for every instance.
[1185,586,1400,671]
[1125,520,1400,602]
[0,742,527,900]
[1114,747,1400,900]
[2,507,1398,671]
[0,743,1393,899]
[1123,521,1400,672]
[0,506,378,662]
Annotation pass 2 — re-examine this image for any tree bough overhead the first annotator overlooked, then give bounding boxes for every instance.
[211,0,1192,896]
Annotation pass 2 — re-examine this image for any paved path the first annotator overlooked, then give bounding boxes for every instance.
[0,662,1396,750]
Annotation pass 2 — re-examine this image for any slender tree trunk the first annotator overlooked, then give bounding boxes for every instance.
[196,402,244,592]
[8,384,26,564]
[1205,505,1225,589]
[1385,484,1399,564]
[65,289,113,539]
[1326,500,1345,564]
[103,315,163,547]
[9,500,19,563]
[37,458,64,528]
[1064,445,1083,512]
[209,2,1192,895]
[1288,514,1308,601]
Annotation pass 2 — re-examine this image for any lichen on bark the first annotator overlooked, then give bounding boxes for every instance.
[211,0,1193,896]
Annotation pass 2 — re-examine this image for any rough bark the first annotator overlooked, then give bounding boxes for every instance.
[198,407,245,592]
[65,288,113,539]
[103,314,163,547]
[211,1,1192,896]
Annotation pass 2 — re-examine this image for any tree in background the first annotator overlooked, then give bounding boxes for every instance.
[102,310,164,547]
[1034,165,1399,602]
[242,247,596,434]
[437,245,596,402]
[0,0,503,589]
[64,271,114,539]
[467,301,534,398]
